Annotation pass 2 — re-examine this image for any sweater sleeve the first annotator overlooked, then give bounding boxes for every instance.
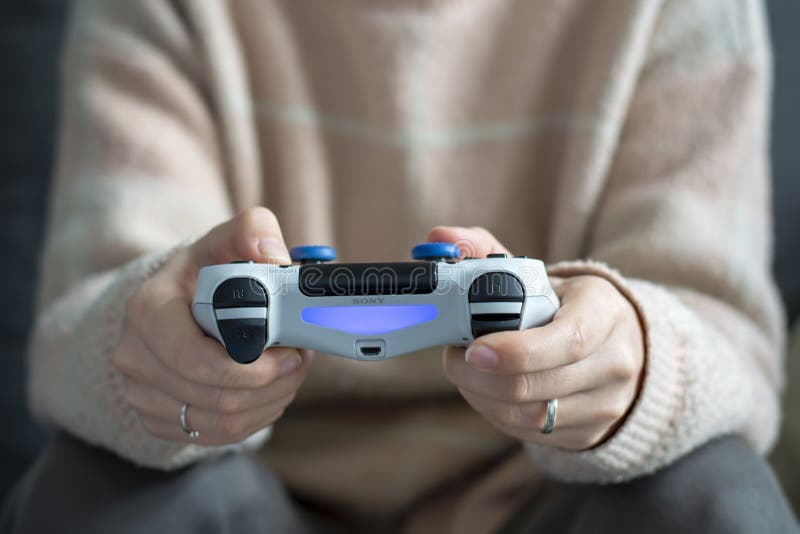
[27,0,267,469]
[524,0,786,482]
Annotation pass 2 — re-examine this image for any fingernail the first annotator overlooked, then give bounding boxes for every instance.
[258,237,290,264]
[465,345,497,369]
[280,353,302,376]
[301,349,315,363]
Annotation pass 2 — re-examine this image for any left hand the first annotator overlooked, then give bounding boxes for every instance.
[429,226,645,450]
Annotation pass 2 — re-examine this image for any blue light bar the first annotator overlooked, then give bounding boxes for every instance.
[301,304,438,335]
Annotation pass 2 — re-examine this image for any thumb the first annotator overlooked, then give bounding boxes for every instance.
[426,226,511,259]
[191,207,291,266]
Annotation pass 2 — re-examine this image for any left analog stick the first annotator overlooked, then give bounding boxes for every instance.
[290,245,337,264]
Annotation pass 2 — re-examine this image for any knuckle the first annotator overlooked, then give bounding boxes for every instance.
[612,390,633,418]
[111,349,136,377]
[566,321,591,361]
[254,356,283,387]
[260,365,282,387]
[521,343,539,373]
[592,276,616,295]
[523,371,549,398]
[219,413,248,437]
[574,275,599,292]
[509,374,532,403]
[609,350,636,382]
[596,404,620,423]
[215,388,245,414]
[609,289,627,316]
[598,391,631,422]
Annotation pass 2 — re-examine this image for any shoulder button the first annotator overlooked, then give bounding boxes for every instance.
[469,272,524,302]
[213,278,268,308]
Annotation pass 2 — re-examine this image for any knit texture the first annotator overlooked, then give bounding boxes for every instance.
[30,0,784,529]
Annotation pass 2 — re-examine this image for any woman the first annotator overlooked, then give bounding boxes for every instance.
[8,0,798,532]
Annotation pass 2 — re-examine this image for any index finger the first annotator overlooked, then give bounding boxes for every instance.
[141,295,301,389]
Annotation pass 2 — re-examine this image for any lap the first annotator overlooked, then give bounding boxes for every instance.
[3,433,797,534]
[501,435,800,534]
[1,433,321,534]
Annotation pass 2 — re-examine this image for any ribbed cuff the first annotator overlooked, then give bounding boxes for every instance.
[523,260,689,482]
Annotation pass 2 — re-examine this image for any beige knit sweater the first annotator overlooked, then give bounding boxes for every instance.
[30,0,785,531]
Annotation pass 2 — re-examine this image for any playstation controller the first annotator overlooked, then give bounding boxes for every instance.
[192,243,559,363]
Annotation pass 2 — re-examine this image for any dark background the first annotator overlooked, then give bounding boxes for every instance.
[0,0,798,510]
[0,0,67,500]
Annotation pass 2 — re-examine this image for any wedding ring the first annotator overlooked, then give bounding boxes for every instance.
[541,398,558,434]
[180,403,200,438]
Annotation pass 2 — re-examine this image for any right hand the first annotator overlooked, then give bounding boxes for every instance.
[113,207,313,446]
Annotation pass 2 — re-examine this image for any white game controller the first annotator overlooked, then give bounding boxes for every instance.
[192,243,559,363]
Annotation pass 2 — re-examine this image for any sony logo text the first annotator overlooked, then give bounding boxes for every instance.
[352,297,385,304]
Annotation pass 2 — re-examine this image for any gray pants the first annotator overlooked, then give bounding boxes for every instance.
[2,434,798,534]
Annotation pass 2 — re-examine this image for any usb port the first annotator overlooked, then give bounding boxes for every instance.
[356,340,386,359]
[360,346,381,357]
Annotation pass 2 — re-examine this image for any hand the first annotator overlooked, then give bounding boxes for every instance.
[113,207,312,446]
[429,226,645,450]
